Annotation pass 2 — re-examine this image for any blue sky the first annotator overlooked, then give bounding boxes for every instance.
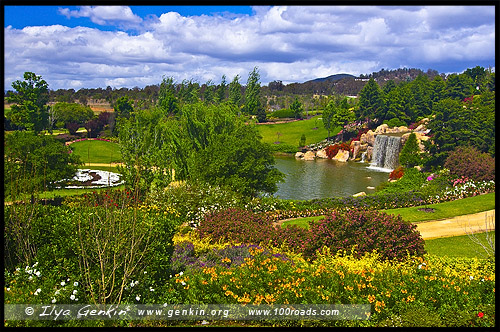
[3,5,496,90]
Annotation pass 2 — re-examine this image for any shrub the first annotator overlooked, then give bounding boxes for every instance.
[444,146,495,182]
[197,208,276,245]
[304,209,425,260]
[399,132,422,167]
[381,168,425,193]
[389,166,404,180]
[325,142,351,159]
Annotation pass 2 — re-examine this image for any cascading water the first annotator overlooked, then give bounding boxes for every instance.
[370,135,402,170]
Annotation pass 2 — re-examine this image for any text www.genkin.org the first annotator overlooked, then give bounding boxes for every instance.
[5,304,371,321]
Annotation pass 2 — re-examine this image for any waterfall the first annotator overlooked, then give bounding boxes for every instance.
[370,135,401,170]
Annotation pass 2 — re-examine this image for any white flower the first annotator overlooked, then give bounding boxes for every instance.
[55,290,60,295]
[52,298,57,303]
[34,288,41,295]
[28,276,33,281]
[179,271,184,276]
[143,271,147,274]
[73,282,78,287]
[135,296,141,301]
[70,295,76,300]
[61,281,66,286]
[149,287,155,292]
[181,281,186,286]
[73,290,78,295]
[33,262,38,267]
[35,271,41,277]
[469,276,474,280]
[6,288,11,292]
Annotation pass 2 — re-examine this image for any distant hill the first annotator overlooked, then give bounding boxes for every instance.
[305,73,357,83]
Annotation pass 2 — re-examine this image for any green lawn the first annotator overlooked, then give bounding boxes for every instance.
[256,116,339,149]
[70,139,122,164]
[424,231,495,258]
[383,192,495,223]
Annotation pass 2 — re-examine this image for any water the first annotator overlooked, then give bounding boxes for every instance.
[370,135,402,170]
[272,156,390,200]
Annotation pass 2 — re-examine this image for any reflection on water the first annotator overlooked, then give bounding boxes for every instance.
[273,156,390,200]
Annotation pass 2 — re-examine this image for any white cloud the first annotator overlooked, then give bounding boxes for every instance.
[4,5,495,90]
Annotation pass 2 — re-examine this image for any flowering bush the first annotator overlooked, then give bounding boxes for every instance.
[444,146,495,182]
[304,209,425,260]
[197,207,425,261]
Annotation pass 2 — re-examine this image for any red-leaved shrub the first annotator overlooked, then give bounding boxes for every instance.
[325,142,351,159]
[304,209,425,260]
[198,207,425,261]
[444,146,495,182]
[389,166,405,180]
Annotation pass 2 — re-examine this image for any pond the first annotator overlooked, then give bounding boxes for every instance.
[272,156,391,200]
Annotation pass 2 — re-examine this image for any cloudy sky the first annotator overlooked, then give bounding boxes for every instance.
[4,5,495,90]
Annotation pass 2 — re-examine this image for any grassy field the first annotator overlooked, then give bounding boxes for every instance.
[382,192,495,223]
[256,115,339,148]
[70,139,122,164]
[424,231,495,258]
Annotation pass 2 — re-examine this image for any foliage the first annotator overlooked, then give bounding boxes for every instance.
[4,131,82,197]
[444,146,495,182]
[5,72,50,133]
[196,207,425,261]
[325,142,351,159]
[157,76,179,114]
[388,166,404,180]
[290,97,304,119]
[270,108,295,118]
[118,101,284,197]
[243,67,262,116]
[425,94,495,169]
[399,133,422,167]
[304,209,425,260]
[52,102,94,134]
[356,78,384,122]
[113,96,134,119]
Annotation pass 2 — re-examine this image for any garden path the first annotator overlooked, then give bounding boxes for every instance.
[415,209,495,240]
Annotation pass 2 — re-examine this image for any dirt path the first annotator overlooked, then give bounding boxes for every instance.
[80,162,124,167]
[415,209,495,240]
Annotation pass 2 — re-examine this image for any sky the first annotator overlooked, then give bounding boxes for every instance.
[3,5,496,91]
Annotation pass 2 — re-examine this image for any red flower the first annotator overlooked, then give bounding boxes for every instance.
[478,312,484,318]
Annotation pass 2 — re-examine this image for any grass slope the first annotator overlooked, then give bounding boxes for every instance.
[70,139,122,164]
[256,116,339,150]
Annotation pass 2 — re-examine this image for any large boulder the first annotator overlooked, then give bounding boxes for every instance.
[295,151,304,159]
[303,150,316,161]
[374,124,389,134]
[316,148,328,159]
[333,149,350,162]
[360,130,375,146]
[350,141,361,160]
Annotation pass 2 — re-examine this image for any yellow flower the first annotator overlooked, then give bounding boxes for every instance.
[222,257,231,263]
[367,294,376,303]
[344,285,354,291]
[374,300,385,313]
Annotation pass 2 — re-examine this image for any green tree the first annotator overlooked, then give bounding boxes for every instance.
[332,98,355,141]
[399,133,422,168]
[228,74,243,107]
[216,75,227,103]
[6,72,49,133]
[4,131,82,198]
[445,73,475,100]
[179,102,283,196]
[290,97,304,119]
[113,96,134,119]
[356,78,384,122]
[243,67,262,115]
[157,76,179,114]
[52,102,95,135]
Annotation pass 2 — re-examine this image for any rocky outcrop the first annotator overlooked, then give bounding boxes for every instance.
[302,150,316,161]
[333,150,350,162]
[316,148,328,159]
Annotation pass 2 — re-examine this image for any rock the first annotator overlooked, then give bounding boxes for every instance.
[353,192,366,197]
[374,124,389,134]
[367,186,376,190]
[303,150,316,160]
[366,146,373,162]
[350,141,361,160]
[399,126,409,133]
[295,151,304,159]
[365,130,375,146]
[414,165,422,171]
[316,148,328,159]
[333,149,350,162]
